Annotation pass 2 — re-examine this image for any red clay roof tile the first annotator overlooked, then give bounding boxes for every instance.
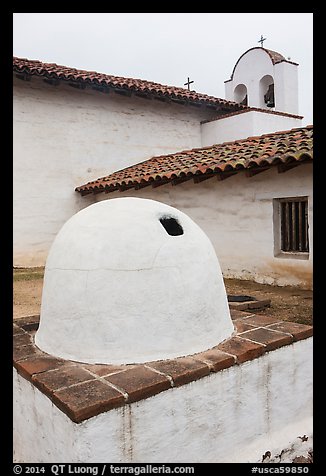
[76,125,313,195]
[13,56,246,111]
[201,107,303,123]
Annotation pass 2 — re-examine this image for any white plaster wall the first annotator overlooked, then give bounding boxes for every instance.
[13,76,212,267]
[225,48,298,115]
[201,111,302,146]
[13,369,79,462]
[13,338,313,463]
[274,62,299,115]
[96,164,313,288]
[225,49,274,108]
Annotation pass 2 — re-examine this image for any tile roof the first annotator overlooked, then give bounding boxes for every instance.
[75,125,313,196]
[13,56,246,111]
[201,107,303,124]
[264,48,289,64]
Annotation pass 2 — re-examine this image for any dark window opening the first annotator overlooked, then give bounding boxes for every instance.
[159,216,184,236]
[280,198,309,252]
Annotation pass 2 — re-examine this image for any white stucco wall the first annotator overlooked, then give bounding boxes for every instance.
[201,110,302,146]
[13,338,313,463]
[13,69,309,282]
[274,61,299,115]
[13,77,213,267]
[96,164,313,288]
[225,48,273,108]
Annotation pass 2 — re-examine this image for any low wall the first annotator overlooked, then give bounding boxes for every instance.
[13,314,313,463]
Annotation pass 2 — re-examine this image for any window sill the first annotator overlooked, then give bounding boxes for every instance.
[274,251,310,261]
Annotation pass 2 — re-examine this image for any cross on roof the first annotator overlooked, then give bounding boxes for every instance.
[258,35,267,47]
[184,77,194,91]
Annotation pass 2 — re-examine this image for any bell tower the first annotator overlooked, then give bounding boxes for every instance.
[225,47,299,115]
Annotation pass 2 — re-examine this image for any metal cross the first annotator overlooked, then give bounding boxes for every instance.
[258,35,267,47]
[184,77,194,91]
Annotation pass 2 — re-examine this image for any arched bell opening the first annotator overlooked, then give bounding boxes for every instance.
[260,74,275,109]
[234,83,248,106]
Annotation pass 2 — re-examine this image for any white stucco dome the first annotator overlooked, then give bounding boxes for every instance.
[35,197,234,364]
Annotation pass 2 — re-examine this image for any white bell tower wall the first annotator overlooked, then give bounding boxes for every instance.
[225,47,299,115]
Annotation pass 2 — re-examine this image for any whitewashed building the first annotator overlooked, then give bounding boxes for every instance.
[13,49,313,462]
[13,47,313,287]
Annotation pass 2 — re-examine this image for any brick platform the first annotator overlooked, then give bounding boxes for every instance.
[13,311,313,424]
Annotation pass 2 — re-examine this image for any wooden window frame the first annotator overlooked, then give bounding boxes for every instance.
[273,196,309,260]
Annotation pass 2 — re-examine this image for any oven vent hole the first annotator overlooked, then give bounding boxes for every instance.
[159,216,184,236]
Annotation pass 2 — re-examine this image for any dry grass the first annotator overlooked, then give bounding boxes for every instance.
[13,267,45,282]
[224,278,312,326]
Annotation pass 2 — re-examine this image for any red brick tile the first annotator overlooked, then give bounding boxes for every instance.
[13,344,38,362]
[147,357,210,386]
[193,348,236,372]
[218,336,265,363]
[266,322,313,341]
[239,327,293,351]
[15,355,66,381]
[235,319,258,333]
[229,309,252,320]
[53,380,125,423]
[12,306,312,426]
[243,314,282,327]
[13,332,33,347]
[83,364,131,377]
[33,365,95,393]
[105,366,171,402]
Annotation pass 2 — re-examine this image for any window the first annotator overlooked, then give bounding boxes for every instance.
[273,197,309,258]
